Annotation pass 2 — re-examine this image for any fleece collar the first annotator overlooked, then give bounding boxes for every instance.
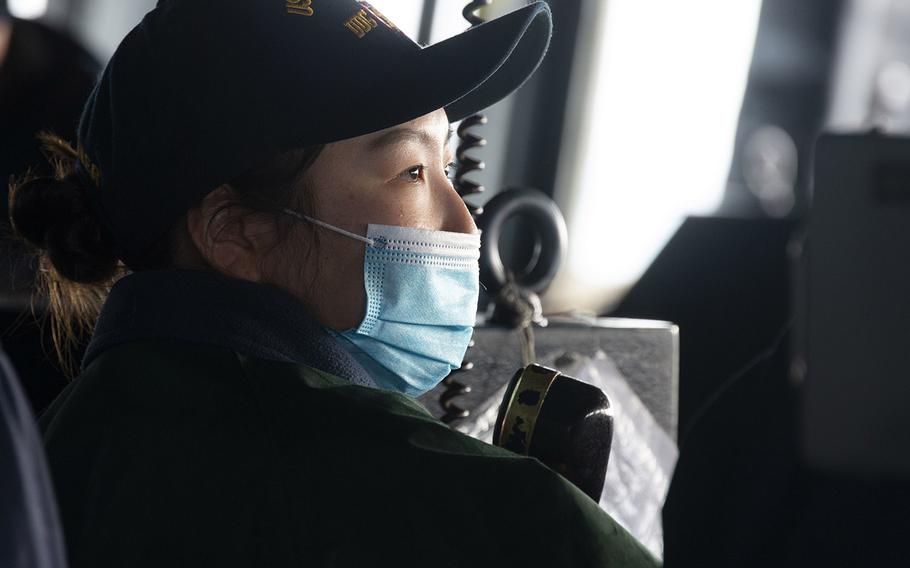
[83,269,376,388]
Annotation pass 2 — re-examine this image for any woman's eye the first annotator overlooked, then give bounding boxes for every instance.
[397,163,457,184]
[399,165,425,183]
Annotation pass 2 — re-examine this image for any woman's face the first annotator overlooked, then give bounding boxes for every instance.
[271,108,477,330]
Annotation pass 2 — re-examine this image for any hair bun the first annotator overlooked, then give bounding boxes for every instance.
[9,174,119,283]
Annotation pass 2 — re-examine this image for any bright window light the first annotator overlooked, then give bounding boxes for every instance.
[430,0,472,42]
[429,0,520,43]
[366,0,424,42]
[8,0,48,19]
[555,0,762,310]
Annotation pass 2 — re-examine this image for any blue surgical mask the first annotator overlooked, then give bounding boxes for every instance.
[283,209,480,396]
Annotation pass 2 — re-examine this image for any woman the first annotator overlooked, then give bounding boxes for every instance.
[10,1,658,566]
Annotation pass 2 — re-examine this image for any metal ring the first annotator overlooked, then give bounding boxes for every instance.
[477,188,568,294]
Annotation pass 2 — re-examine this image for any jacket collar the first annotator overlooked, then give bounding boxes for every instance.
[83,269,376,388]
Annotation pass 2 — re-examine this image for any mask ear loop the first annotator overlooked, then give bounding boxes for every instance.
[281,208,376,247]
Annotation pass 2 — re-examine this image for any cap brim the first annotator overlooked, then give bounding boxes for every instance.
[433,2,553,122]
[353,2,552,130]
[270,2,552,145]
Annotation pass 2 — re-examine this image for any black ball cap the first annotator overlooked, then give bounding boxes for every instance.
[77,0,552,260]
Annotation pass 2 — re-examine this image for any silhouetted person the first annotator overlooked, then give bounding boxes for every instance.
[0,11,99,412]
[0,12,99,294]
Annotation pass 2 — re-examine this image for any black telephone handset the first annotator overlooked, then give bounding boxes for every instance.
[446,0,613,503]
[493,364,613,503]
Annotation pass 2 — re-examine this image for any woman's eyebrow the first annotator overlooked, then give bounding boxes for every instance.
[368,126,455,152]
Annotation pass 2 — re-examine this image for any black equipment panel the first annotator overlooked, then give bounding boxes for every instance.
[799,132,910,477]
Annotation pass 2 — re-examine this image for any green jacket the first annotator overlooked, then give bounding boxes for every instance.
[40,271,659,567]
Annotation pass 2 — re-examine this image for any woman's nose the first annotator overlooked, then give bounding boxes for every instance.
[438,176,479,235]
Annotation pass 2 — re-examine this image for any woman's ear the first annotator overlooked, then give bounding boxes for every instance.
[186,185,269,282]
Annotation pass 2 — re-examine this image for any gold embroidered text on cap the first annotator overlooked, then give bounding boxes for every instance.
[344,9,377,38]
[287,0,314,17]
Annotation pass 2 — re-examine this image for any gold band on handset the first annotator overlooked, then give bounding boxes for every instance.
[496,364,561,454]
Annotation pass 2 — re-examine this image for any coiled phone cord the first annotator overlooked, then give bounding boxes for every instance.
[439,0,492,424]
[462,0,491,26]
[453,116,488,218]
[440,342,474,422]
[453,0,492,218]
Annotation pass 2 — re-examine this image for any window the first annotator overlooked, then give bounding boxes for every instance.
[552,0,763,310]
[9,0,49,19]
[366,0,425,41]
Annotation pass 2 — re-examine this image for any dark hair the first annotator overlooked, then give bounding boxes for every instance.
[8,132,324,375]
